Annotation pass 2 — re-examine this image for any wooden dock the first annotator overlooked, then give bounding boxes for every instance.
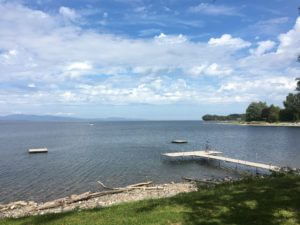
[162,151,281,172]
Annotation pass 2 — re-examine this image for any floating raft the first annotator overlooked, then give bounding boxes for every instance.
[171,140,188,144]
[162,150,281,172]
[28,148,48,153]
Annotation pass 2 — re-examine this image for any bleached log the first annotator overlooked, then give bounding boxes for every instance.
[182,177,219,185]
[126,181,153,188]
[97,181,117,190]
[23,181,158,211]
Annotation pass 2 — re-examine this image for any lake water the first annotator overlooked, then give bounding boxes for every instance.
[0,121,299,203]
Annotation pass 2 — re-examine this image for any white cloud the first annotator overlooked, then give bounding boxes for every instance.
[0,2,299,110]
[59,6,78,22]
[219,77,296,101]
[67,62,92,71]
[61,91,77,102]
[1,49,18,62]
[187,65,207,76]
[208,34,251,49]
[62,62,93,78]
[154,33,187,44]
[189,3,240,16]
[248,17,289,36]
[28,83,36,88]
[206,63,232,76]
[277,17,300,54]
[250,40,276,56]
[187,63,232,77]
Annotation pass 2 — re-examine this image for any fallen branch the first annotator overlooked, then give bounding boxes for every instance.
[97,181,117,190]
[126,181,153,188]
[38,181,156,211]
[182,177,219,185]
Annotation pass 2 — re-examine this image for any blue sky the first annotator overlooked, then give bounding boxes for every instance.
[0,0,299,119]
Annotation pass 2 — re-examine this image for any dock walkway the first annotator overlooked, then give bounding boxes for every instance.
[162,151,280,172]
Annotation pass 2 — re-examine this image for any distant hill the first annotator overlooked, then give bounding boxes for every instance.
[0,114,85,122]
[0,114,146,122]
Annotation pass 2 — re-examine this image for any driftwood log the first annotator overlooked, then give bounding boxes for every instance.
[37,181,159,211]
[182,177,220,185]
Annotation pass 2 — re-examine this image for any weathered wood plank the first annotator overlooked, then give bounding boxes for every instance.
[162,150,280,171]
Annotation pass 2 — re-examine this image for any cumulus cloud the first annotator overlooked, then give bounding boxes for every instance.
[219,77,296,102]
[154,33,187,44]
[208,34,251,49]
[250,40,276,56]
[63,62,93,78]
[0,2,299,111]
[187,64,232,77]
[277,17,300,54]
[59,6,79,22]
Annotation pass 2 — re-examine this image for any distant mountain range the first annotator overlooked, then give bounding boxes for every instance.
[0,114,145,122]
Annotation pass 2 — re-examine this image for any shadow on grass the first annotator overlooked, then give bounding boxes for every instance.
[136,174,300,225]
[9,207,106,225]
[19,211,74,225]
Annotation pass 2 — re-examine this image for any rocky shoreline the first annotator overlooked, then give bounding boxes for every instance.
[0,182,197,218]
[0,176,241,219]
[220,121,300,127]
[2,172,298,219]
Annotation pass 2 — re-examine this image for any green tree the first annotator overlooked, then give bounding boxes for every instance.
[281,53,300,121]
[261,107,270,121]
[279,109,294,121]
[266,105,281,123]
[245,101,268,122]
[283,93,300,121]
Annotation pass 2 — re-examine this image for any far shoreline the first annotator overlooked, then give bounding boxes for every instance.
[214,121,300,127]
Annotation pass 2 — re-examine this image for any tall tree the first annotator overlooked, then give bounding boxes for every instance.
[266,105,281,123]
[245,102,268,122]
[282,53,300,121]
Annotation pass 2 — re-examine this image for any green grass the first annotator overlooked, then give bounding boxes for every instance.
[1,174,300,225]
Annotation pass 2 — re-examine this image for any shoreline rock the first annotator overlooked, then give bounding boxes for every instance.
[2,172,298,219]
[0,182,197,219]
[219,121,300,127]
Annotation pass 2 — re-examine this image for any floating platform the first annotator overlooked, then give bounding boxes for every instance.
[28,148,48,153]
[171,140,188,144]
[162,150,280,172]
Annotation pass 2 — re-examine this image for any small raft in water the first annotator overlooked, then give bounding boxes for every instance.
[28,148,48,153]
[171,140,188,144]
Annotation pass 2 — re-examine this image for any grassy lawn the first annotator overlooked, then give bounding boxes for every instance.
[1,174,300,225]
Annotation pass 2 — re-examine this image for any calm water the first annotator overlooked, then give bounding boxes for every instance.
[0,121,299,203]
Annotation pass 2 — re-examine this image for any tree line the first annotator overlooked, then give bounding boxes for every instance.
[202,79,300,123]
[204,8,299,123]
[202,114,245,121]
[246,54,300,122]
[246,78,300,122]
